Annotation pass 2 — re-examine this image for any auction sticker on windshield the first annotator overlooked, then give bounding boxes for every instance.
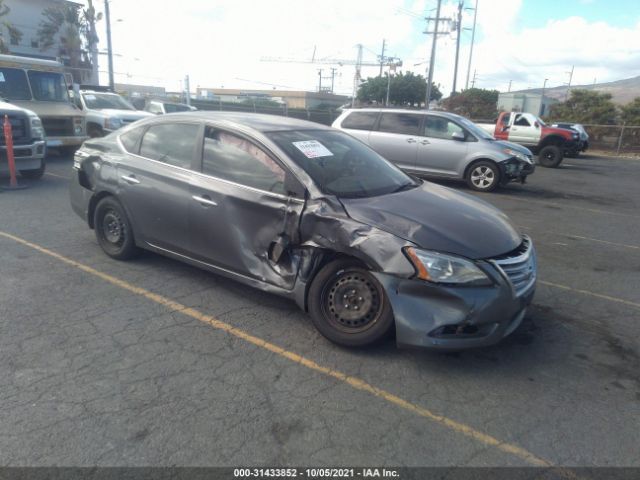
[292,140,333,158]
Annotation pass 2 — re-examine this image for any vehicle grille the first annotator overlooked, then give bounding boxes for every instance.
[42,117,74,137]
[0,115,29,146]
[491,236,536,296]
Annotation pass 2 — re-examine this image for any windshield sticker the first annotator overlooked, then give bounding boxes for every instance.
[0,72,4,82]
[292,140,334,159]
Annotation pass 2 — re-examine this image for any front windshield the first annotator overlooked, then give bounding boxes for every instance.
[82,93,135,110]
[0,68,32,100]
[27,70,69,102]
[267,129,416,198]
[456,116,495,140]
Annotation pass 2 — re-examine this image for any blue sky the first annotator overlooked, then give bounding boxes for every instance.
[95,0,640,99]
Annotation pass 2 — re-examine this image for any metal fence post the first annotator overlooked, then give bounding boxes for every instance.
[616,122,626,156]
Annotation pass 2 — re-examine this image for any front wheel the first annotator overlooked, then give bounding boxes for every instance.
[94,196,139,260]
[538,145,563,167]
[19,159,46,179]
[308,259,394,347]
[466,161,500,192]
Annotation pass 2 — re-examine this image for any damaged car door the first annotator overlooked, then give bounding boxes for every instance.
[188,125,306,289]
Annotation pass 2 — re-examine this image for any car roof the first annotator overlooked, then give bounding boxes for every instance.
[343,108,461,120]
[150,111,333,132]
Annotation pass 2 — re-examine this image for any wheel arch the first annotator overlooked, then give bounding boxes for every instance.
[463,158,500,180]
[539,135,566,149]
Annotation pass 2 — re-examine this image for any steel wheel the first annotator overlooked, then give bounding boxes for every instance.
[102,209,125,247]
[94,196,139,260]
[321,269,383,334]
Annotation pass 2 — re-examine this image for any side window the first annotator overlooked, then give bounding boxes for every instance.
[139,123,200,169]
[119,126,145,154]
[147,102,162,114]
[341,112,379,131]
[202,127,286,194]
[377,113,421,136]
[514,115,531,127]
[423,116,464,140]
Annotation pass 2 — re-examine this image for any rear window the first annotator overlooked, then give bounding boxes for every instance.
[340,111,379,131]
[377,113,421,136]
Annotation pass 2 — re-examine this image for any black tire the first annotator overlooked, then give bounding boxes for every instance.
[94,196,139,260]
[88,124,104,138]
[538,145,563,168]
[465,160,500,192]
[19,159,46,179]
[308,259,394,347]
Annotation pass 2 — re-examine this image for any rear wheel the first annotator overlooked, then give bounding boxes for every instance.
[465,161,500,192]
[94,196,139,260]
[538,145,563,167]
[19,159,46,179]
[308,259,394,347]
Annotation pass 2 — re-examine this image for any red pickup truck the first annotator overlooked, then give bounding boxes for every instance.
[478,112,579,167]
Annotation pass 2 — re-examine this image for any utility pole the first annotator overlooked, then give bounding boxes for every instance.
[425,0,443,109]
[351,44,363,108]
[86,0,99,84]
[184,75,191,106]
[378,39,386,77]
[470,69,478,88]
[565,65,574,100]
[386,69,392,106]
[465,0,478,90]
[317,69,323,92]
[539,78,548,116]
[104,0,114,90]
[451,1,464,95]
[508,80,512,92]
[330,67,337,94]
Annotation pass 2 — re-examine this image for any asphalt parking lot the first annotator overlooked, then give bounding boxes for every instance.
[0,152,639,468]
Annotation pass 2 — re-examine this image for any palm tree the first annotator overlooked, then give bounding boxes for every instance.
[0,0,23,54]
[37,0,101,82]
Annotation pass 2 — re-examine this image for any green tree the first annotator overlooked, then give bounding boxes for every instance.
[357,72,442,106]
[548,89,618,125]
[442,88,498,120]
[37,1,101,82]
[0,0,23,54]
[621,97,640,125]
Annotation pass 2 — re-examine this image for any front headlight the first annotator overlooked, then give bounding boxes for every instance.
[105,117,123,129]
[503,148,531,163]
[29,116,45,139]
[404,247,491,285]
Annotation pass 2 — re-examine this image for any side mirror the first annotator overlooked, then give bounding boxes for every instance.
[451,131,465,141]
[284,173,306,199]
[534,121,540,128]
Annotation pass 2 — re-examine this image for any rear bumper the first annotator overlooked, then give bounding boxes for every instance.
[69,169,93,224]
[374,258,536,350]
[0,140,46,172]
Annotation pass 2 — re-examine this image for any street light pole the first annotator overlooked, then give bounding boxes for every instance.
[104,0,114,90]
[539,78,548,116]
[425,0,442,109]
[451,1,463,95]
[465,0,478,90]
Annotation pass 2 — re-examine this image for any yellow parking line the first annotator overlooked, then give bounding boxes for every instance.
[540,280,640,309]
[0,230,551,468]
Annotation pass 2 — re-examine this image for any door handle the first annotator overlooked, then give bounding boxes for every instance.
[406,138,416,143]
[192,195,218,207]
[121,175,140,185]
[419,139,430,145]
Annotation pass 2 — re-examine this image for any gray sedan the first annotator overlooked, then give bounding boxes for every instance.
[70,112,536,350]
[333,109,535,192]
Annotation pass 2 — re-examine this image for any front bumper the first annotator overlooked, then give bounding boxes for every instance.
[374,246,537,350]
[500,157,535,184]
[0,140,46,172]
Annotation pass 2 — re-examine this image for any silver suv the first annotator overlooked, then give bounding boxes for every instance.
[333,109,535,191]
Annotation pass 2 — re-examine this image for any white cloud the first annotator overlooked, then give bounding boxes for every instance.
[91,0,640,98]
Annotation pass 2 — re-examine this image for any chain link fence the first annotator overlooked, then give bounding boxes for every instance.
[581,124,640,157]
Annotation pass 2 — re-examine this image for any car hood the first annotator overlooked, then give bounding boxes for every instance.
[494,140,533,157]
[340,181,521,259]
[97,109,154,120]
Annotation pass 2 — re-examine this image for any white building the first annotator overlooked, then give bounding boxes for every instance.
[2,0,93,81]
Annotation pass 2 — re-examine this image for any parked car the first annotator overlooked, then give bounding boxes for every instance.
[477,112,579,168]
[70,112,536,350]
[69,87,153,137]
[0,100,46,178]
[551,122,589,157]
[145,99,196,115]
[332,109,534,192]
[0,54,86,155]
